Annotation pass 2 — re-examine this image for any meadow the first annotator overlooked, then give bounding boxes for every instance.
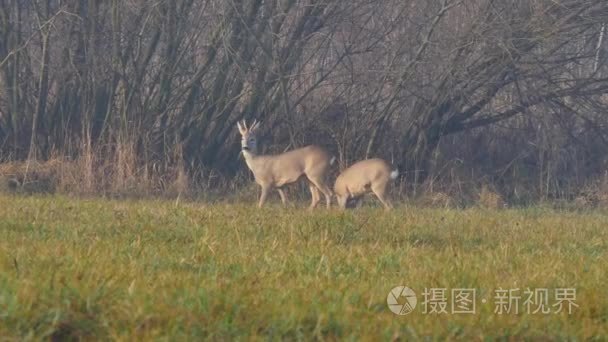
[0,194,606,340]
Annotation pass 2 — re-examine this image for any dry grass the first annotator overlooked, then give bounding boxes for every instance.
[0,159,67,194]
[0,194,606,340]
[0,154,230,200]
[416,191,457,208]
[477,184,506,209]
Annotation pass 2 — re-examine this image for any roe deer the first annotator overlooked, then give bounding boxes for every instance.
[334,158,399,210]
[237,119,335,208]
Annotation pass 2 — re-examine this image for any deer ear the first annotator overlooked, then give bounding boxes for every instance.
[237,121,246,135]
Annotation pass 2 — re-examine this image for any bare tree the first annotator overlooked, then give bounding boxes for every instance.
[0,0,607,200]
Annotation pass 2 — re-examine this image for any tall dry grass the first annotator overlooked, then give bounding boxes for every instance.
[0,141,237,200]
[3,135,608,210]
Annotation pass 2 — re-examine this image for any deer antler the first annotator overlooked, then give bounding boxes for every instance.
[250,119,260,132]
[237,120,247,134]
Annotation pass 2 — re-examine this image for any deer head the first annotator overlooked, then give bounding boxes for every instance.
[237,119,261,153]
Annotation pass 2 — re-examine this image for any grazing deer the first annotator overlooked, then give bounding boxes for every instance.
[237,119,335,208]
[334,158,399,210]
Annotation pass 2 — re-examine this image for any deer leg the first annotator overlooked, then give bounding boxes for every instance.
[320,185,333,209]
[372,182,393,210]
[307,178,332,209]
[277,188,288,206]
[258,185,271,208]
[308,184,320,209]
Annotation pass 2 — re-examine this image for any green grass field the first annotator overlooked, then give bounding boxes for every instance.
[0,194,606,340]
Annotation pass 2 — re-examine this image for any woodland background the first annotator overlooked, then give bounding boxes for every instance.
[1,0,608,206]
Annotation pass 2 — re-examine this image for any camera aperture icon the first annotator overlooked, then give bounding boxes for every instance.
[387,286,417,315]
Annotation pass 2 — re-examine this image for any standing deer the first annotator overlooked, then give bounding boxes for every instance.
[334,158,399,210]
[237,119,335,208]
